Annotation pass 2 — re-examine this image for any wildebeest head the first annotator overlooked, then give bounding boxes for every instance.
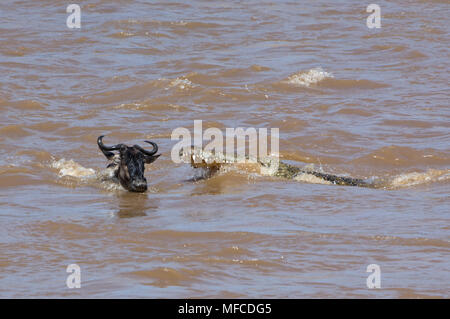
[97,135,160,192]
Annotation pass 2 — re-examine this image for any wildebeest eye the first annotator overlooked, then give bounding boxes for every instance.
[119,145,128,154]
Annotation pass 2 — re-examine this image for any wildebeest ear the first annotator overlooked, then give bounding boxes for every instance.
[144,154,160,164]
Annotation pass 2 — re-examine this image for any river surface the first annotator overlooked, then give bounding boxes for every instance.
[0,0,449,298]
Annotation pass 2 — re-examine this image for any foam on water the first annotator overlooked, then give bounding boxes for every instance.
[50,158,96,178]
[49,158,123,191]
[167,77,195,90]
[287,67,334,87]
[388,169,450,188]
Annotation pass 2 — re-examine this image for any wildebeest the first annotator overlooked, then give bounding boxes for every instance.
[97,135,160,192]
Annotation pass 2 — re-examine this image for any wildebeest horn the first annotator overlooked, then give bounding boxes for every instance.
[134,141,158,156]
[98,135,122,159]
[97,135,122,151]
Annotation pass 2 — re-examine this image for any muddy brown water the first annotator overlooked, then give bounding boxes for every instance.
[0,0,449,298]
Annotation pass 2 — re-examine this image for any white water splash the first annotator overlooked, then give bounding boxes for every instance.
[287,67,333,87]
[167,77,195,90]
[50,158,123,191]
[51,158,96,178]
[389,169,450,188]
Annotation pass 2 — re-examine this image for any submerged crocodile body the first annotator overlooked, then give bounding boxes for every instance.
[179,146,371,187]
[274,161,370,186]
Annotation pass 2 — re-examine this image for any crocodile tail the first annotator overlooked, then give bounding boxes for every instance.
[306,171,371,187]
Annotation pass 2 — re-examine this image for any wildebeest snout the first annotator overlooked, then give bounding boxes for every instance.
[130,177,148,192]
